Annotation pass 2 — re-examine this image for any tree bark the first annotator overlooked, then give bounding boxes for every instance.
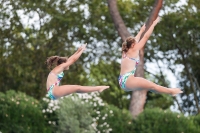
[107,0,163,118]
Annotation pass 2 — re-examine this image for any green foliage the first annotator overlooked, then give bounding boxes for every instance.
[132,108,200,133]
[146,92,173,109]
[1,90,198,133]
[41,94,96,133]
[192,114,200,129]
[0,90,51,133]
[56,96,95,133]
[96,104,135,133]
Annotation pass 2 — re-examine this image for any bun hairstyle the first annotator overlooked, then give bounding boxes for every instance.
[45,56,68,69]
[122,36,136,53]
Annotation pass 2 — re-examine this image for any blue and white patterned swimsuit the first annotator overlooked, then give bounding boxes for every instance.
[47,72,64,100]
[118,54,140,91]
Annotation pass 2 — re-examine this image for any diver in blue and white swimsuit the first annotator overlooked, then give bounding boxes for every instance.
[118,17,182,96]
[45,44,109,100]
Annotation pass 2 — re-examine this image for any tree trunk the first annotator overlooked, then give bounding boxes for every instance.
[107,0,131,41]
[107,0,163,118]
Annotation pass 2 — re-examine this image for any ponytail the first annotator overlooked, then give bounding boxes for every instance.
[122,41,128,53]
[122,36,136,53]
[45,56,68,70]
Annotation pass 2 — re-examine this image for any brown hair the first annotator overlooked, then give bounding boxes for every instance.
[45,56,68,69]
[122,36,136,53]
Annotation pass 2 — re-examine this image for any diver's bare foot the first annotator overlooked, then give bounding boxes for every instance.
[171,88,183,96]
[99,86,110,92]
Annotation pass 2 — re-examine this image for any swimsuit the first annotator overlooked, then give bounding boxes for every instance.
[118,54,140,91]
[47,72,64,100]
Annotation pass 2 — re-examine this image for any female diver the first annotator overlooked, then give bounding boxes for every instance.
[46,44,109,100]
[118,17,182,96]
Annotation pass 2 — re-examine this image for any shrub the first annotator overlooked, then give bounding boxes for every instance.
[192,114,200,130]
[56,96,95,133]
[41,93,200,133]
[73,92,134,133]
[96,104,135,133]
[132,108,200,133]
[42,94,96,133]
[42,92,116,133]
[0,90,51,133]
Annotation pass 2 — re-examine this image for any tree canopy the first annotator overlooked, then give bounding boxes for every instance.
[0,0,199,115]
